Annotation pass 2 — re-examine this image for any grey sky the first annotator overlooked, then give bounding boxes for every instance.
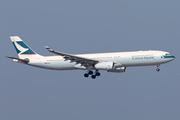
[0,0,179,120]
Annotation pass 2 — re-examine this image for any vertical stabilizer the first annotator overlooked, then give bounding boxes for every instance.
[10,36,42,59]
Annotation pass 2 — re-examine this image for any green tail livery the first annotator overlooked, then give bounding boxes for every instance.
[11,36,36,55]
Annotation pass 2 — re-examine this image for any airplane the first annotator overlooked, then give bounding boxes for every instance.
[6,36,175,79]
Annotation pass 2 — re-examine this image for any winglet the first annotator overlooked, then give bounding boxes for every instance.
[45,46,53,52]
[45,46,50,49]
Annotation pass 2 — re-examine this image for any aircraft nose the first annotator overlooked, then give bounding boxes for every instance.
[172,55,175,59]
[162,55,175,60]
[167,55,175,60]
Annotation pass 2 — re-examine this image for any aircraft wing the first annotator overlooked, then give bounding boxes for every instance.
[45,46,100,67]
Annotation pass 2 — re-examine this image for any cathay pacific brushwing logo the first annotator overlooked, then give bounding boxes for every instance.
[12,40,36,55]
[14,40,29,54]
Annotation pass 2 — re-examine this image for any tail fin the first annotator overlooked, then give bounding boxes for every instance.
[10,36,42,59]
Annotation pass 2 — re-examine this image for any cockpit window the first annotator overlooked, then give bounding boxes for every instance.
[165,53,171,55]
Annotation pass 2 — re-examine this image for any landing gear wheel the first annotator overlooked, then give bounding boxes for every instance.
[95,72,100,76]
[156,68,160,72]
[91,75,96,79]
[84,73,89,77]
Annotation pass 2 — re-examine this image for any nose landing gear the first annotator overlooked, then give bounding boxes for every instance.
[156,68,160,72]
[156,65,160,72]
[84,70,100,79]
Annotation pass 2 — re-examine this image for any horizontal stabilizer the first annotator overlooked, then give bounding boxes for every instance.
[6,56,29,64]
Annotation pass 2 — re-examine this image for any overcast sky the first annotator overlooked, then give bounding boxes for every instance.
[0,0,179,120]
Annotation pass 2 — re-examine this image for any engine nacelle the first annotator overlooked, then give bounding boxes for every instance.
[107,67,126,73]
[95,62,114,70]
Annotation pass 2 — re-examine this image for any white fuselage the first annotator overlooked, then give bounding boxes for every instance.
[26,50,175,70]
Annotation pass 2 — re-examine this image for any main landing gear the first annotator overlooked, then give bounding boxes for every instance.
[84,70,101,79]
[156,65,160,72]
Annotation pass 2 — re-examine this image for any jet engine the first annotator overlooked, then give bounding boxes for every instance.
[107,67,126,73]
[95,62,126,73]
[95,62,114,70]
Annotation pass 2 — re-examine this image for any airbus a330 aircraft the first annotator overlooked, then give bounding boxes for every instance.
[6,36,175,79]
